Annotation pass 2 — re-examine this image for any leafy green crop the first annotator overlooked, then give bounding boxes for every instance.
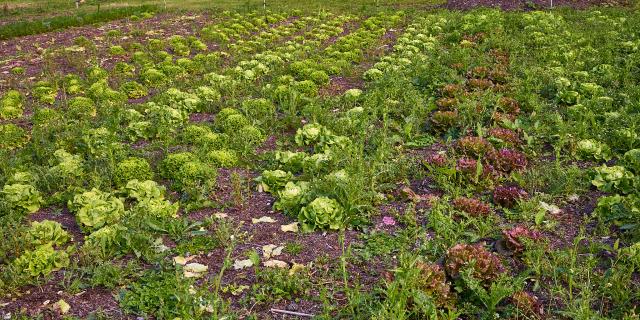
[49,149,85,185]
[256,170,293,193]
[120,270,212,319]
[594,194,640,240]
[0,124,29,150]
[591,165,637,194]
[623,149,640,174]
[120,81,148,99]
[1,183,44,214]
[67,96,96,119]
[274,181,311,216]
[275,151,308,173]
[576,139,611,162]
[131,198,179,219]
[0,90,24,120]
[13,244,70,277]
[206,149,238,168]
[298,196,345,232]
[83,224,127,257]
[27,220,70,247]
[69,189,125,231]
[114,157,153,187]
[123,179,166,201]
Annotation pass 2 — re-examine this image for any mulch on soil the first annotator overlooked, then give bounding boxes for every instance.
[443,0,629,10]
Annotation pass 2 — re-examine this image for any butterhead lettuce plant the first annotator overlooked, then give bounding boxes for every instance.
[298,196,345,232]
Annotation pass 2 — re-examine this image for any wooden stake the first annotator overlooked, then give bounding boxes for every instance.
[270,308,315,318]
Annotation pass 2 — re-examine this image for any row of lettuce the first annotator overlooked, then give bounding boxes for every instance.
[0,11,402,285]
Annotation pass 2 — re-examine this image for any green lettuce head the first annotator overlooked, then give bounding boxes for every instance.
[298,197,345,232]
[2,183,43,214]
[13,243,70,277]
[295,123,327,146]
[123,179,165,201]
[28,220,70,247]
[623,149,640,174]
[591,165,636,194]
[274,181,310,216]
[576,139,611,162]
[256,170,292,193]
[69,189,125,231]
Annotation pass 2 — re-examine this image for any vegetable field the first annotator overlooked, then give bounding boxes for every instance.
[1,1,639,319]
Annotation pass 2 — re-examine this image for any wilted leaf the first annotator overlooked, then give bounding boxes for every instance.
[183,263,208,278]
[174,255,196,265]
[539,201,561,214]
[53,299,70,314]
[252,216,277,224]
[263,259,288,268]
[262,244,284,259]
[214,212,228,219]
[289,262,305,275]
[281,222,299,233]
[233,259,254,270]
